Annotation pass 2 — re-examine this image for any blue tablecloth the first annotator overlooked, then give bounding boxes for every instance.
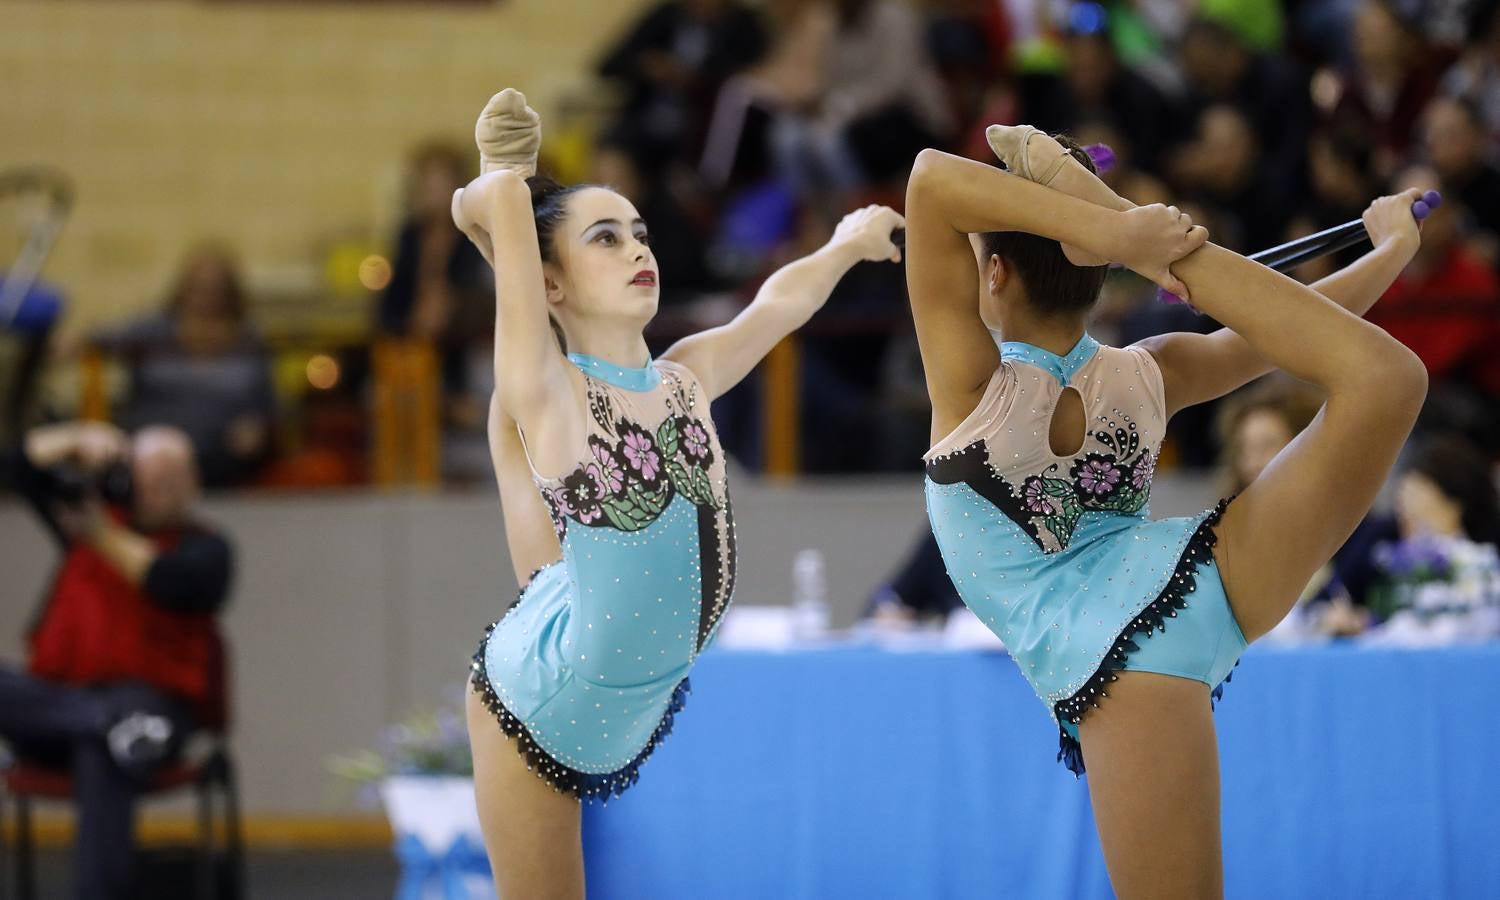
[582,643,1500,899]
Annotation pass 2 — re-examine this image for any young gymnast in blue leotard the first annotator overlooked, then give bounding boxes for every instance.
[451,89,904,899]
[904,127,1428,898]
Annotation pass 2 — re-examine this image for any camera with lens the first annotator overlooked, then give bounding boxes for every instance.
[52,459,133,508]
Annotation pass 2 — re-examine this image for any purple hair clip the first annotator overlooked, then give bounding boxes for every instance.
[1156,287,1199,312]
[1083,143,1116,174]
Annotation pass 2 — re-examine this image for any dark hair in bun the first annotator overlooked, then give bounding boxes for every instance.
[526,175,591,264]
[977,133,1108,318]
[525,175,598,354]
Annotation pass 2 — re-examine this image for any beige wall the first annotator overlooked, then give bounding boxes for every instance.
[0,474,1219,817]
[0,0,649,333]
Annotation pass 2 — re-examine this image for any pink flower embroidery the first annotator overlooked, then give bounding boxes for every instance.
[589,437,626,493]
[621,428,660,482]
[682,420,711,462]
[1130,451,1155,491]
[1022,476,1057,514]
[1076,458,1121,496]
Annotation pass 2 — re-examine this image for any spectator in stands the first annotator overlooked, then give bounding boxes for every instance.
[863,529,962,625]
[1367,165,1500,434]
[1170,15,1311,249]
[924,0,1007,134]
[1284,127,1381,284]
[1217,378,1324,495]
[0,421,231,899]
[597,0,768,168]
[1167,104,1291,251]
[1395,435,1500,548]
[1440,0,1500,140]
[766,0,955,195]
[1422,94,1500,239]
[377,142,494,431]
[1015,3,1174,173]
[1217,379,1377,639]
[90,244,275,488]
[1325,0,1446,178]
[1362,434,1500,642]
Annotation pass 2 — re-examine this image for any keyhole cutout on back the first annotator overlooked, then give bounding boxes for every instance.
[1049,387,1087,457]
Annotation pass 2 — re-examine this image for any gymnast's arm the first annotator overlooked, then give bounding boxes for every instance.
[661,205,904,401]
[1136,194,1421,417]
[453,173,570,577]
[902,148,1205,442]
[1020,149,1423,415]
[455,170,579,451]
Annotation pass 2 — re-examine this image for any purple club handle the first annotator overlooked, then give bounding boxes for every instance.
[1412,190,1441,221]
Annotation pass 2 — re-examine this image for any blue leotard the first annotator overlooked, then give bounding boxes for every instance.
[924,334,1244,774]
[471,355,735,800]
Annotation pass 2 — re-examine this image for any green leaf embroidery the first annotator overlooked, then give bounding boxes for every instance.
[656,417,680,463]
[1044,512,1079,547]
[663,457,716,508]
[627,481,671,519]
[1042,478,1075,498]
[686,464,716,507]
[1095,483,1147,515]
[666,460,692,496]
[601,498,649,532]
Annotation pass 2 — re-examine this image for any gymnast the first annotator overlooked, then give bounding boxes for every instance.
[904,125,1427,898]
[450,88,904,898]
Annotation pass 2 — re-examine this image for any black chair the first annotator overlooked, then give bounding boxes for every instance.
[2,640,242,899]
[1,735,244,900]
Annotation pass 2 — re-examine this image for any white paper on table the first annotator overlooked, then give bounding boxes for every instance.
[714,605,798,648]
[942,607,1007,651]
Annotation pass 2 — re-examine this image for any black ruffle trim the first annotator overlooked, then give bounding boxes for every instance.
[469,621,690,803]
[1054,499,1232,777]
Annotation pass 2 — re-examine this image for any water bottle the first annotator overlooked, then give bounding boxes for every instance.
[792,548,830,641]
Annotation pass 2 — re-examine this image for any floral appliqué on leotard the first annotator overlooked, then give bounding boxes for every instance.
[545,369,721,534]
[929,409,1155,553]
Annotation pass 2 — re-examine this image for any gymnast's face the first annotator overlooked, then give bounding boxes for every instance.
[545,188,658,324]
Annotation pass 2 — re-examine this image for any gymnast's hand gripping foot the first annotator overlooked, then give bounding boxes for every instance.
[904,139,1426,900]
[454,88,905,899]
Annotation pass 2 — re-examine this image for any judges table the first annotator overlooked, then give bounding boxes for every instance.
[582,643,1500,899]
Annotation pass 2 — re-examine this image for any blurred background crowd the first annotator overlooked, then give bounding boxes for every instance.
[9,0,1495,628]
[0,0,1494,685]
[3,0,1499,893]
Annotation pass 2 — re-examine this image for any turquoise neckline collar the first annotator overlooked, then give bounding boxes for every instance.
[568,352,660,392]
[999,333,1100,386]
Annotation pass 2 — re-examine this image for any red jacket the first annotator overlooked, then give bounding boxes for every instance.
[1368,244,1500,395]
[28,525,227,726]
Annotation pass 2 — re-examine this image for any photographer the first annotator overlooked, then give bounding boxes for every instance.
[0,421,231,900]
